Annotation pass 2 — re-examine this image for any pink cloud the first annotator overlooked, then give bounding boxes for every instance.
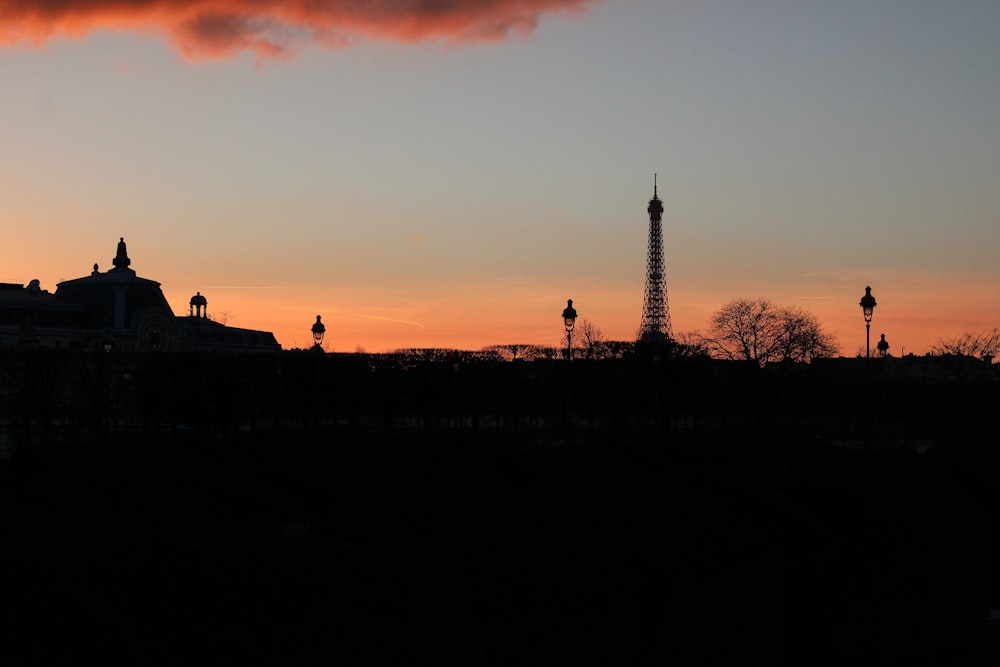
[0,0,598,61]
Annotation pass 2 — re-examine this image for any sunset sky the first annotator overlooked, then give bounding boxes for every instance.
[2,0,998,354]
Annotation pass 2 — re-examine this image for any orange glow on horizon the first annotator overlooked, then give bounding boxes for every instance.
[6,249,998,356]
[6,233,998,357]
[155,277,1000,357]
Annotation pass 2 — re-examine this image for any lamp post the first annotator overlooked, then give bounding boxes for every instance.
[562,299,577,361]
[309,315,327,425]
[311,315,326,351]
[877,333,889,358]
[859,286,877,358]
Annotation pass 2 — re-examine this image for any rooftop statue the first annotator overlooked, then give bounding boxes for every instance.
[112,237,131,270]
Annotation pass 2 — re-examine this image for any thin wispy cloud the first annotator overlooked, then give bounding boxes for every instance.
[205,285,288,289]
[0,0,597,61]
[355,314,425,329]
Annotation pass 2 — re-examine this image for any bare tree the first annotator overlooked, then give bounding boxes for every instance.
[577,319,606,360]
[531,345,557,360]
[930,328,1000,359]
[208,310,233,326]
[702,298,838,366]
[511,344,553,361]
[672,330,709,357]
[601,340,637,359]
[480,344,559,361]
[774,305,838,362]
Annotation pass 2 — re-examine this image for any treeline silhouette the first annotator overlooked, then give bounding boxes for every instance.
[2,345,999,442]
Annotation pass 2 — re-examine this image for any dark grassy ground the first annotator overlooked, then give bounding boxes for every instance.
[1,428,996,665]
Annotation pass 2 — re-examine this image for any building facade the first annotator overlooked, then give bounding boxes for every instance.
[0,238,279,352]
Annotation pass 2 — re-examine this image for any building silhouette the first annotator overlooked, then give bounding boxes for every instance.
[0,237,279,352]
[637,175,673,342]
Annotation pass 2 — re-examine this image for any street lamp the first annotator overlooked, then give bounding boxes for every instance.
[562,299,577,361]
[877,333,889,358]
[859,286,877,358]
[311,315,326,350]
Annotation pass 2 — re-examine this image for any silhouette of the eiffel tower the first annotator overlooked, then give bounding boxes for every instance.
[637,175,672,342]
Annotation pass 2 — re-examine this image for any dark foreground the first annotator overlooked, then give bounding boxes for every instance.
[1,429,997,665]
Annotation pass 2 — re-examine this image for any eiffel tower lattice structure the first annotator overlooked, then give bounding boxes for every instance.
[637,174,673,343]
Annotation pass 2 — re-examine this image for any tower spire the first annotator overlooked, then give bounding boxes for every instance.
[637,175,672,342]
